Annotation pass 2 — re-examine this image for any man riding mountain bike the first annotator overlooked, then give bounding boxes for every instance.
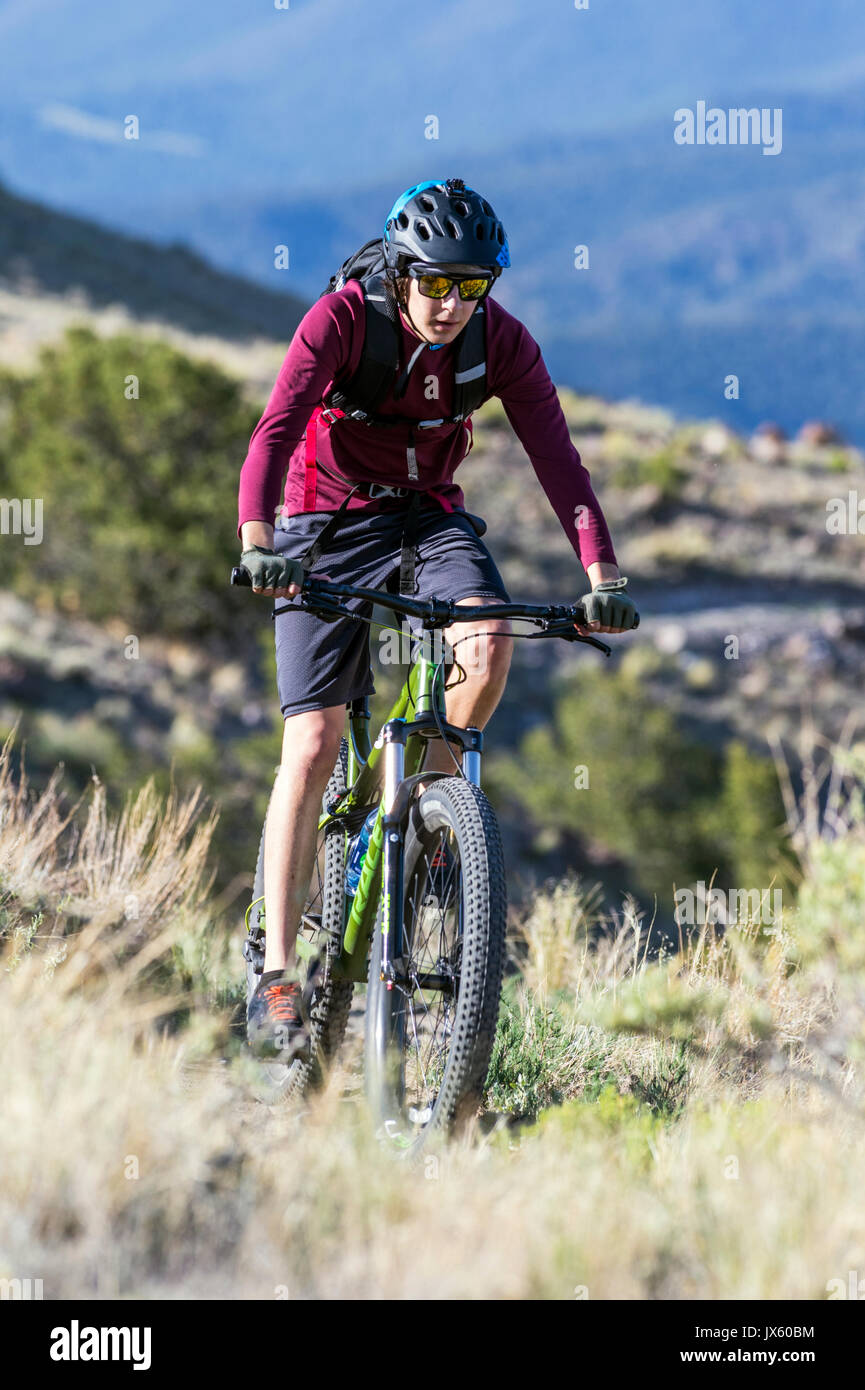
[237,177,637,1059]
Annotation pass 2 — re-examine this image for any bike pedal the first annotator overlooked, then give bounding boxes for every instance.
[243,933,265,973]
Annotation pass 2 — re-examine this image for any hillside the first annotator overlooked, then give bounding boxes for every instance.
[464,392,865,758]
[2,316,861,916]
[2,719,864,1302]
[0,176,306,347]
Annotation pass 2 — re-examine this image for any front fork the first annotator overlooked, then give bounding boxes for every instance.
[380,721,406,991]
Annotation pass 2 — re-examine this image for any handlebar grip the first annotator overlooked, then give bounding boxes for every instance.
[231,566,252,587]
[577,605,640,630]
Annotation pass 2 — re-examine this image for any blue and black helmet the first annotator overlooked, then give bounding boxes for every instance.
[383,178,510,275]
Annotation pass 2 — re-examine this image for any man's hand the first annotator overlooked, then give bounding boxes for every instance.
[574,576,638,635]
[240,545,305,598]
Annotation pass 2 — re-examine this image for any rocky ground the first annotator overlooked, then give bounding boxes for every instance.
[461,393,865,760]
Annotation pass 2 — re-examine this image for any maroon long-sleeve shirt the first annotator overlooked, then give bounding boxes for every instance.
[237,279,617,570]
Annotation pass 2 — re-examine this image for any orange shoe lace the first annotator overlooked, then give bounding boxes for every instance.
[261,982,301,1025]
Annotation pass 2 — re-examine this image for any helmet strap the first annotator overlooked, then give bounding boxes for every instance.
[400,302,437,349]
[391,272,439,349]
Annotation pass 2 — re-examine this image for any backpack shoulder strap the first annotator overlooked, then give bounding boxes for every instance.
[324,276,487,426]
[452,303,487,420]
[325,273,400,420]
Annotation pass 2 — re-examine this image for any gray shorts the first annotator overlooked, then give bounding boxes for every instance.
[271,502,510,717]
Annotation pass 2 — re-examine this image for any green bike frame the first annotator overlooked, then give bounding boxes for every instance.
[319,643,483,983]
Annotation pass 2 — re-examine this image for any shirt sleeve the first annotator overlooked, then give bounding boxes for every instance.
[486,305,618,572]
[236,288,360,535]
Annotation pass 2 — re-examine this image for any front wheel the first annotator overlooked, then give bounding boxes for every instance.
[364,776,507,1155]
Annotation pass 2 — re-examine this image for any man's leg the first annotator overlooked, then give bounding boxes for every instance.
[262,704,346,974]
[418,596,513,785]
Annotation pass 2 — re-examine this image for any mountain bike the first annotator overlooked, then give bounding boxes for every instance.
[231,565,638,1155]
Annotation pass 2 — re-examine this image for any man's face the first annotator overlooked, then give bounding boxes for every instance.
[402,265,488,344]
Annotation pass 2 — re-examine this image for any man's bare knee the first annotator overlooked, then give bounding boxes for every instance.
[450,626,513,683]
[484,629,513,677]
[280,707,344,780]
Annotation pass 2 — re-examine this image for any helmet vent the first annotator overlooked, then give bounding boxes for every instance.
[444,217,461,238]
[453,200,469,217]
[416,220,432,240]
[481,200,493,216]
[418,195,436,212]
[397,211,409,229]
[474,220,486,240]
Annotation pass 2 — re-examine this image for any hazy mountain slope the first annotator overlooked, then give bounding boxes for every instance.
[2,0,862,210]
[0,178,306,343]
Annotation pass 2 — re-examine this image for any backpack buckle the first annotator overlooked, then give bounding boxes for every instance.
[319,406,344,426]
[367,483,408,499]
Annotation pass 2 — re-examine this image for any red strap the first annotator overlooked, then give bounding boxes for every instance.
[428,486,455,513]
[304,405,347,510]
[303,407,322,510]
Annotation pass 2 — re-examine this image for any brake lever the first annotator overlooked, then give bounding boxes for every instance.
[273,594,344,623]
[564,632,613,655]
[526,618,613,656]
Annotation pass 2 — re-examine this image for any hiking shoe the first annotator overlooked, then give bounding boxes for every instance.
[246,977,311,1062]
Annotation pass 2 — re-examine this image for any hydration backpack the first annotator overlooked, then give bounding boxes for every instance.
[297,240,490,596]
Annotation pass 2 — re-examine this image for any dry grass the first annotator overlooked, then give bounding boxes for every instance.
[0,728,219,1001]
[1,730,863,1300]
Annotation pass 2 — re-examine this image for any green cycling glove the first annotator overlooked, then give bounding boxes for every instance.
[240,546,306,593]
[580,576,638,631]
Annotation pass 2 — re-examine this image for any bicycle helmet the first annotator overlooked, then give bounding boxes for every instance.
[383,178,510,275]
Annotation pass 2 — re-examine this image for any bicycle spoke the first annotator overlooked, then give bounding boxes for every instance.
[394,827,463,1121]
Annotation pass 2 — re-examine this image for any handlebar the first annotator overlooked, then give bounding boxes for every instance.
[231,565,639,652]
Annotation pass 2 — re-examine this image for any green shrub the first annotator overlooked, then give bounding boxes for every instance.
[491,670,793,903]
[610,448,688,500]
[0,326,260,644]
